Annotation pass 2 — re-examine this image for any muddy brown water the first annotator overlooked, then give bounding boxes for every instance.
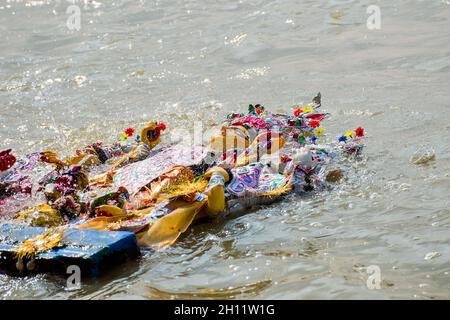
[1,0,450,299]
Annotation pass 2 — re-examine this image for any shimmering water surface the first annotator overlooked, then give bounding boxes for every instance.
[1,0,450,299]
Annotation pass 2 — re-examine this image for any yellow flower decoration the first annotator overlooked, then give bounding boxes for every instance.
[303,106,313,113]
[345,130,354,138]
[314,127,325,136]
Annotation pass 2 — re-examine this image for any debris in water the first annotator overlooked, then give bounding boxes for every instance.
[424,251,441,260]
[73,75,87,86]
[410,147,436,165]
[1,93,367,276]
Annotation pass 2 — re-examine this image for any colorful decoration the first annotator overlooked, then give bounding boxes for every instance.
[14,227,66,259]
[248,104,265,115]
[307,114,327,121]
[339,127,365,143]
[303,106,313,113]
[227,163,264,196]
[125,127,135,137]
[345,130,354,138]
[356,127,365,137]
[294,108,303,117]
[119,127,137,141]
[157,122,167,131]
[314,128,325,136]
[1,93,367,267]
[0,149,16,172]
[309,120,320,128]
[140,121,166,148]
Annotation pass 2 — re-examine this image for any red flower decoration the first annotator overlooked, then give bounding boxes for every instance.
[157,122,167,131]
[255,109,264,115]
[0,149,16,172]
[293,108,303,117]
[355,127,364,137]
[309,120,320,128]
[125,127,135,137]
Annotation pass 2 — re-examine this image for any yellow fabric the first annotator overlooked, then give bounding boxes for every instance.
[137,197,207,250]
[209,130,249,152]
[15,227,66,259]
[76,215,130,231]
[94,205,125,217]
[16,204,65,227]
[150,166,195,200]
[40,151,68,168]
[205,184,225,217]
[204,167,229,217]
[65,153,100,167]
[89,171,116,188]
[156,178,208,202]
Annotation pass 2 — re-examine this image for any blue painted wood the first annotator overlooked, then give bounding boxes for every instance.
[0,224,140,276]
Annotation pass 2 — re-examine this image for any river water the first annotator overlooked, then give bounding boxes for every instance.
[1,0,450,299]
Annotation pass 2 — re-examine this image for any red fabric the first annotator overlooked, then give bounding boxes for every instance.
[0,149,16,172]
[306,114,327,121]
